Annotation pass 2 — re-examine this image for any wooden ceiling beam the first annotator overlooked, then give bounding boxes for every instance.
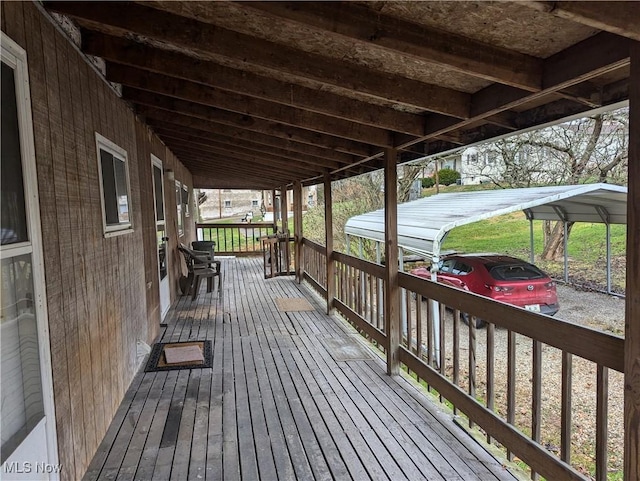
[242,1,542,91]
[45,1,471,117]
[130,97,376,158]
[154,128,344,170]
[169,140,368,179]
[523,1,640,41]
[112,69,394,147]
[164,141,326,176]
[81,31,427,136]
[393,32,631,150]
[148,121,355,165]
[173,152,295,183]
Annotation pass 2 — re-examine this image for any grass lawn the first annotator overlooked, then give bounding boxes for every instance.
[442,211,627,292]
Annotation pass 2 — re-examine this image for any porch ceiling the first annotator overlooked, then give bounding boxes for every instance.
[44,1,638,189]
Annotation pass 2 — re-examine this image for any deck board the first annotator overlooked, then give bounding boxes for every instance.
[83,257,519,481]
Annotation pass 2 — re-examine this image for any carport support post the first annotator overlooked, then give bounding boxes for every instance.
[324,172,336,315]
[624,40,640,481]
[384,148,401,376]
[563,221,569,283]
[606,223,611,294]
[525,209,535,264]
[293,181,303,284]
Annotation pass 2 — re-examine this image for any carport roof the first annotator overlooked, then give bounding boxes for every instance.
[344,183,627,258]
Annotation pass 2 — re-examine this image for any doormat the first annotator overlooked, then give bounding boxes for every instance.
[145,340,213,372]
[274,297,315,312]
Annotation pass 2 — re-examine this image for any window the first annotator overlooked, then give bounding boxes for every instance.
[182,185,190,218]
[252,200,259,207]
[96,133,131,236]
[176,181,183,237]
[224,200,231,208]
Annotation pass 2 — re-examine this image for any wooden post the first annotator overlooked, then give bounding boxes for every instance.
[280,185,289,273]
[271,189,277,231]
[280,185,288,233]
[293,181,303,283]
[384,148,400,376]
[324,172,335,315]
[625,41,640,481]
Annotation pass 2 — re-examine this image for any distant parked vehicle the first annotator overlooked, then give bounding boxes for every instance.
[410,254,559,328]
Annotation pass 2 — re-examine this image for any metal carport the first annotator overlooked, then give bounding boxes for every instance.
[345,183,628,292]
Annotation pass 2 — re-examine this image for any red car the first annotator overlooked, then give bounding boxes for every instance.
[410,254,559,326]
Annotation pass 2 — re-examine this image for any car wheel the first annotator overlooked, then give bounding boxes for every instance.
[461,312,486,329]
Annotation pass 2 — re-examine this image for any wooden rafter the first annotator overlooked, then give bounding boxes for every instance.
[45,1,472,117]
[114,72,394,147]
[82,31,428,136]
[524,1,640,41]
[242,1,543,91]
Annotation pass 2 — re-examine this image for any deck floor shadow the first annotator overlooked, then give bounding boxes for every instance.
[83,257,519,481]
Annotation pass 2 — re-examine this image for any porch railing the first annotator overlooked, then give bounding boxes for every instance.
[300,238,623,481]
[196,222,276,256]
[301,238,327,296]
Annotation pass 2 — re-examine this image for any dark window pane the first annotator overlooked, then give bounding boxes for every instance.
[153,165,164,221]
[100,150,119,225]
[1,62,28,245]
[489,264,545,281]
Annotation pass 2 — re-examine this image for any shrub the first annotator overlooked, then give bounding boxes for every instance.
[421,177,435,188]
[438,168,461,186]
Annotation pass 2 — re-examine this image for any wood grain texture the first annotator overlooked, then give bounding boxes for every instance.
[324,172,335,315]
[2,5,193,478]
[84,256,518,481]
[624,40,640,481]
[384,148,400,375]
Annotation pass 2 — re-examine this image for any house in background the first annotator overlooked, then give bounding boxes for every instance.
[198,186,317,221]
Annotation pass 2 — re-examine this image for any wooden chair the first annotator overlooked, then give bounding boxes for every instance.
[178,244,221,300]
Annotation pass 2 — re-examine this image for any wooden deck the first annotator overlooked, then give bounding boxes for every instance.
[83,257,519,481]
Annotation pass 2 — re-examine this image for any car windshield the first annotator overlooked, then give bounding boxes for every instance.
[488,263,546,281]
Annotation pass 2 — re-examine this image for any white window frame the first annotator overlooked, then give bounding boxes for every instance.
[182,184,190,218]
[1,32,60,474]
[95,133,133,237]
[224,199,232,208]
[176,180,184,237]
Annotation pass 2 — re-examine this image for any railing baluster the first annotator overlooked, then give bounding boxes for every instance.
[453,309,460,415]
[427,299,433,392]
[416,295,422,358]
[507,330,516,461]
[596,365,608,481]
[368,273,374,324]
[468,316,477,429]
[532,340,542,481]
[561,351,572,463]
[486,322,495,444]
[406,289,412,350]
[439,303,446,403]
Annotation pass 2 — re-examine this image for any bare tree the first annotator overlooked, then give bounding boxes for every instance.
[471,108,628,260]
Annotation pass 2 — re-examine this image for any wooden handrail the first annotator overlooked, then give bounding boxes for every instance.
[400,272,624,372]
[196,222,277,255]
[301,237,325,254]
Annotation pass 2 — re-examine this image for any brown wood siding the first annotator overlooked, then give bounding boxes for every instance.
[2,4,193,479]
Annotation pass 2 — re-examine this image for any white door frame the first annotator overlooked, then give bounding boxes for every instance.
[1,33,59,478]
[151,155,170,319]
